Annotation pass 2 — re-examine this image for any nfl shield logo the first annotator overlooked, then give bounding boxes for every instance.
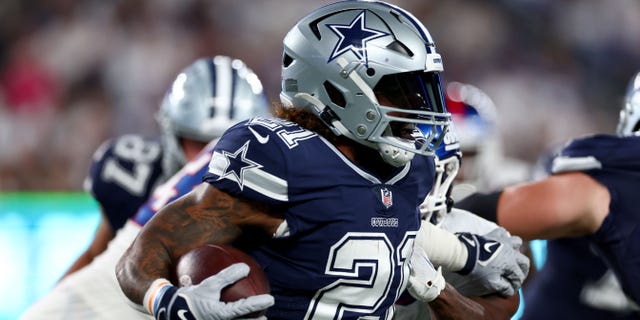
[380,187,393,209]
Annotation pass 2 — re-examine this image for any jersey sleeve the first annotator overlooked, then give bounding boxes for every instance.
[202,118,289,206]
[86,135,164,231]
[552,134,640,304]
[133,145,215,226]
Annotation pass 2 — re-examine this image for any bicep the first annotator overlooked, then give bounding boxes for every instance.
[497,172,609,240]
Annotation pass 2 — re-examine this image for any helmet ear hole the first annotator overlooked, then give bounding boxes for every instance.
[366,68,376,77]
[323,81,346,108]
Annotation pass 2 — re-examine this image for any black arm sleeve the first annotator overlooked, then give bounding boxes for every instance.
[455,190,503,224]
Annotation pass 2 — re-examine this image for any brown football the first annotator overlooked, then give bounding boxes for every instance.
[175,244,270,316]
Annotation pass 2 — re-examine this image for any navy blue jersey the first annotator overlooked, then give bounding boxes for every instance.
[132,142,214,226]
[541,134,640,306]
[85,134,165,231]
[202,117,435,320]
[523,238,638,319]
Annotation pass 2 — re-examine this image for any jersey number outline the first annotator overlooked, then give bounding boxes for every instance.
[304,232,416,320]
[102,135,161,195]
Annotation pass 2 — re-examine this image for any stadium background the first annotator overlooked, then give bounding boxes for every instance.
[1,0,639,319]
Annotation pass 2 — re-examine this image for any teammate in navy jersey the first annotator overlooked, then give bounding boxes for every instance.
[457,71,640,311]
[515,72,640,319]
[20,56,268,320]
[57,55,268,280]
[116,1,455,319]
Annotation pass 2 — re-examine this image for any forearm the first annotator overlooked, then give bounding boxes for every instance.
[428,284,482,319]
[116,190,243,306]
[116,238,171,306]
[428,284,519,320]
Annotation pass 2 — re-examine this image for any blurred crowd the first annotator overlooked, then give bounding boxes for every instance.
[1,0,639,190]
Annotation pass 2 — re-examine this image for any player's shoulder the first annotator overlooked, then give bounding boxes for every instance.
[86,133,164,198]
[553,134,640,173]
[217,116,317,151]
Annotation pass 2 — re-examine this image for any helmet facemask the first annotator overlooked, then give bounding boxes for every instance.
[419,124,461,223]
[420,154,460,224]
[372,71,450,166]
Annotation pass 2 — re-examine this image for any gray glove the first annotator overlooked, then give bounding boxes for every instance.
[151,263,274,320]
[454,227,530,297]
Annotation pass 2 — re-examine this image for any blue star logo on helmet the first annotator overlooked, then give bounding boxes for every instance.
[327,10,389,65]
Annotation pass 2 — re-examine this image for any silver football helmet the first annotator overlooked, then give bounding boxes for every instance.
[616,71,640,136]
[280,0,450,166]
[157,56,269,175]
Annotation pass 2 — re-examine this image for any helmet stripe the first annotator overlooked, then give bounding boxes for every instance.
[229,66,238,120]
[206,59,217,118]
[375,1,434,53]
[213,56,233,121]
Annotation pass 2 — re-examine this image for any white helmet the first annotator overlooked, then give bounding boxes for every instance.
[157,56,269,175]
[616,71,640,136]
[280,0,450,166]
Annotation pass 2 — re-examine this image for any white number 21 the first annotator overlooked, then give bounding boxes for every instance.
[304,232,416,320]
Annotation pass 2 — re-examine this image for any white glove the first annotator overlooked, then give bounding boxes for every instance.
[407,245,446,302]
[146,263,274,320]
[455,227,530,297]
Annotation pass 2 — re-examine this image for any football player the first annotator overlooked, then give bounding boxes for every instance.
[515,71,640,319]
[116,2,529,319]
[20,56,269,320]
[457,71,640,308]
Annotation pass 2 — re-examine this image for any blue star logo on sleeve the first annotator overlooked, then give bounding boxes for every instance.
[218,141,262,190]
[327,10,389,65]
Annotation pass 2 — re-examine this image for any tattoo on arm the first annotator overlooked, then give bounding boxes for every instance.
[116,184,274,304]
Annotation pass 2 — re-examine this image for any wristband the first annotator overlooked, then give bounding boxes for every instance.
[143,278,173,316]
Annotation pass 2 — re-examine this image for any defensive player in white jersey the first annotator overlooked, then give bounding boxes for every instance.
[394,126,529,320]
[19,56,269,320]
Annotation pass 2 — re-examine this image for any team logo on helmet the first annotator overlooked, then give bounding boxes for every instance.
[327,10,389,66]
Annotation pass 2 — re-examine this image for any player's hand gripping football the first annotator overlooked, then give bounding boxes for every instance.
[407,244,446,302]
[455,227,530,297]
[146,263,274,320]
